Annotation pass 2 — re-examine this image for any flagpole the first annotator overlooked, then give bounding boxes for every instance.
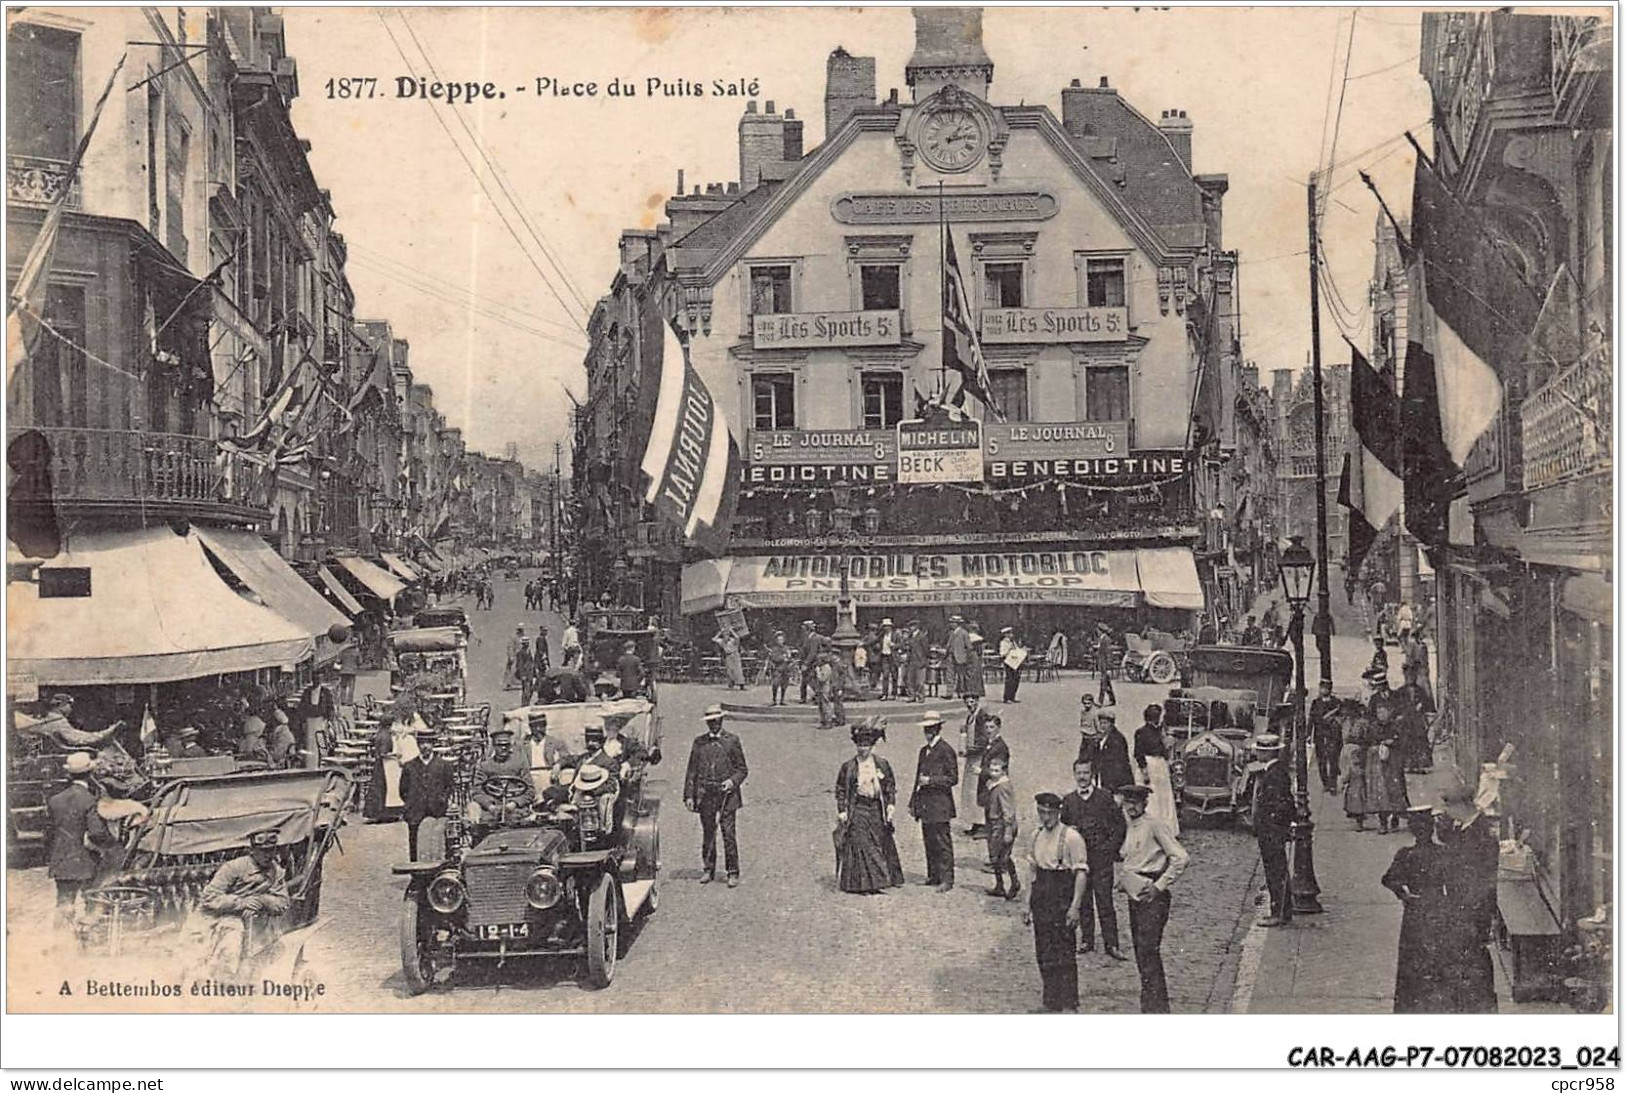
[938,181,948,402]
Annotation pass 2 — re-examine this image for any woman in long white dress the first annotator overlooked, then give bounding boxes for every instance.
[1133,705,1180,834]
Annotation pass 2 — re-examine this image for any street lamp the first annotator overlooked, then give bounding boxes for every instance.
[1276,535,1323,913]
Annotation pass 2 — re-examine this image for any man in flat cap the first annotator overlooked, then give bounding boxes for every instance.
[684,705,748,887]
[1086,709,1135,799]
[198,826,291,975]
[908,711,959,891]
[1022,792,1088,1012]
[471,724,534,823]
[1250,733,1294,926]
[1117,783,1189,1012]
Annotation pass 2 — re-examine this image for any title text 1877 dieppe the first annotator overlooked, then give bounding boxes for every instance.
[326,75,762,102]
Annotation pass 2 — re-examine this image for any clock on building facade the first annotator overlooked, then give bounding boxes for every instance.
[919,103,987,172]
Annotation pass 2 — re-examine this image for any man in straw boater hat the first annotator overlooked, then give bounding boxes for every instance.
[46,752,116,924]
[908,711,959,892]
[1249,733,1294,926]
[683,705,749,887]
[1116,782,1189,1012]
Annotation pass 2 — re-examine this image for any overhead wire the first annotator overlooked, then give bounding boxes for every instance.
[398,12,593,318]
[347,240,586,338]
[374,10,588,336]
[347,252,587,350]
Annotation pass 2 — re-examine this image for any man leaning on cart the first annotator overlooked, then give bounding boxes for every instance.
[195,826,291,976]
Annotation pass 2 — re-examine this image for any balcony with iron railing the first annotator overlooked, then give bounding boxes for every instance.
[6,426,271,523]
[7,155,80,207]
[1522,352,1612,492]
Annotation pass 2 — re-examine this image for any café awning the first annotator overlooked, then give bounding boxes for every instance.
[9,526,314,685]
[681,547,1207,614]
[380,552,420,581]
[334,555,407,603]
[317,565,365,617]
[195,528,351,663]
[1135,547,1205,610]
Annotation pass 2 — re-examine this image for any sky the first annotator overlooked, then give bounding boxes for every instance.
[285,6,1437,473]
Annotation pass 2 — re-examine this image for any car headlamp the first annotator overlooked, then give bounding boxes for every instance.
[525,867,563,910]
[426,870,465,913]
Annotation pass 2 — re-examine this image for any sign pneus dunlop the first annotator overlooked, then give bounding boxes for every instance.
[896,418,983,484]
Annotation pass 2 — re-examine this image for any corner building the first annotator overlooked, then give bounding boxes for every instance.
[594,10,1249,639]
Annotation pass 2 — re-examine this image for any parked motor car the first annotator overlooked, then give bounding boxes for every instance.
[413,605,472,639]
[395,697,662,992]
[1162,646,1293,822]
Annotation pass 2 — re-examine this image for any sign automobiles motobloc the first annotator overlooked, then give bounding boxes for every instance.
[896,418,983,484]
[721,550,1142,608]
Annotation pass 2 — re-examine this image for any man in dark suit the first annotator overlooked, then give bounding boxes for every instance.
[46,752,115,919]
[399,748,456,861]
[1309,680,1341,792]
[909,710,959,891]
[798,621,822,704]
[1060,755,1128,959]
[615,641,646,698]
[1251,734,1294,925]
[1089,709,1135,798]
[683,705,749,887]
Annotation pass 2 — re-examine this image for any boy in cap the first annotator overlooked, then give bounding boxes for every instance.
[1117,782,1189,1012]
[683,705,748,886]
[982,756,1019,899]
[766,630,794,706]
[198,826,291,975]
[909,711,959,891]
[1022,792,1087,1012]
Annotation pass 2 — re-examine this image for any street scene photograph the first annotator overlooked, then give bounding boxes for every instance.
[1,1,1618,1073]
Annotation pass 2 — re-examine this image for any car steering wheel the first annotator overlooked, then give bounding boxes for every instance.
[481,775,532,802]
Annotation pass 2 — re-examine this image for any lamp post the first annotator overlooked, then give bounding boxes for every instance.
[1277,535,1323,913]
[827,488,862,668]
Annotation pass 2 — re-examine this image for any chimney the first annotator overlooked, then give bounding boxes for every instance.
[906,7,993,101]
[739,99,785,191]
[1061,75,1120,139]
[782,108,804,161]
[1158,108,1193,169]
[1271,368,1294,405]
[676,168,685,195]
[825,46,876,139]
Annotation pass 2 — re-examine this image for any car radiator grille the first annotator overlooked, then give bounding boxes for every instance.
[464,862,532,927]
[1182,756,1230,792]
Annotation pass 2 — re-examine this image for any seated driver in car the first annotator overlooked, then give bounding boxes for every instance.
[469,725,534,823]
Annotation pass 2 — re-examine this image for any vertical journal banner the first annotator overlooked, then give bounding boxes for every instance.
[896,418,984,484]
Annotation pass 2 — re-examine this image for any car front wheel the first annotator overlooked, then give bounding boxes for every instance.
[400,894,437,995]
[583,874,620,989]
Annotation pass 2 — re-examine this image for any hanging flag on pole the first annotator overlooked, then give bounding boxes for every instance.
[634,309,740,557]
[1337,342,1403,578]
[942,229,1002,420]
[7,51,129,386]
[1396,144,1539,548]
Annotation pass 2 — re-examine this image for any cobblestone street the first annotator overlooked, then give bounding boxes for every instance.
[8,576,1265,1013]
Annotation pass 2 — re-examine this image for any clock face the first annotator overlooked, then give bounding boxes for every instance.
[920,107,985,172]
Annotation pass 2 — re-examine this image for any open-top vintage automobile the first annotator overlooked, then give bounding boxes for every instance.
[1121,629,1189,685]
[388,626,469,701]
[1161,646,1293,822]
[578,607,661,699]
[394,697,663,993]
[76,769,353,956]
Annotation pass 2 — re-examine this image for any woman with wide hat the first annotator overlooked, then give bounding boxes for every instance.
[833,719,905,894]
